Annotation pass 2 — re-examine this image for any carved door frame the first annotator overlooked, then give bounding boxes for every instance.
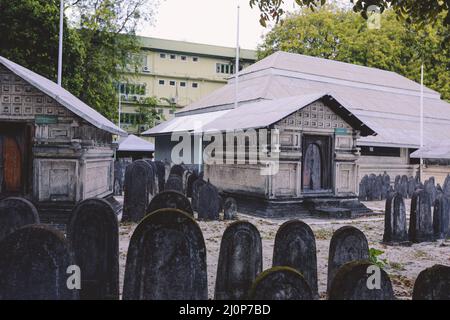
[301,134,333,193]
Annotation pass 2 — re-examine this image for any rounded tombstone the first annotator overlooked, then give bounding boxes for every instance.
[223,197,238,220]
[383,192,408,245]
[0,197,39,242]
[67,198,119,300]
[432,194,450,240]
[328,261,395,300]
[197,182,220,221]
[327,226,369,292]
[443,174,450,196]
[214,221,262,300]
[0,224,78,300]
[412,264,450,300]
[186,171,198,198]
[407,176,416,199]
[249,267,314,300]
[164,174,184,193]
[272,220,318,297]
[169,164,185,178]
[409,189,434,243]
[144,160,159,196]
[123,208,207,300]
[358,175,368,201]
[192,176,206,212]
[147,190,193,216]
[123,160,152,223]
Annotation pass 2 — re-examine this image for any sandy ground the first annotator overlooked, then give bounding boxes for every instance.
[117,199,450,300]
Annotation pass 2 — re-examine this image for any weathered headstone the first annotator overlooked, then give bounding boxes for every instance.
[147,190,193,216]
[249,267,314,300]
[328,261,395,300]
[164,174,184,193]
[123,209,207,300]
[186,171,198,198]
[223,197,238,220]
[394,175,401,193]
[383,192,409,245]
[191,175,206,212]
[412,264,450,300]
[374,175,383,200]
[123,160,152,222]
[67,198,119,300]
[197,182,221,220]
[327,226,369,292]
[272,220,318,297]
[367,174,376,200]
[407,176,417,199]
[154,160,166,192]
[0,225,78,300]
[433,194,450,240]
[382,172,390,200]
[215,221,262,300]
[443,174,450,196]
[169,164,185,178]
[358,175,368,201]
[399,175,409,199]
[424,177,437,205]
[409,189,434,243]
[0,197,39,242]
[144,160,159,196]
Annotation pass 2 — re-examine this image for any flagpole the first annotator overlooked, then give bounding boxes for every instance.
[57,0,64,86]
[419,64,424,181]
[234,5,240,109]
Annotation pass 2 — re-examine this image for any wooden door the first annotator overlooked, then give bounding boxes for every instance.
[3,136,22,192]
[302,135,332,192]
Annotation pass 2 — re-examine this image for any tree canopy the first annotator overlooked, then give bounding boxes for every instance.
[257,7,450,101]
[0,0,155,121]
[250,0,450,27]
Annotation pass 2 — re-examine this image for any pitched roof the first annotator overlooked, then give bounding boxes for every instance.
[118,134,154,152]
[0,56,126,136]
[410,143,450,160]
[143,93,375,136]
[168,51,450,148]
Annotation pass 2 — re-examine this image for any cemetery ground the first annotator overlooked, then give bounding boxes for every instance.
[117,198,450,300]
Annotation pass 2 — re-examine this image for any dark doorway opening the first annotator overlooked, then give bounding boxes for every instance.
[302,134,333,193]
[0,122,33,197]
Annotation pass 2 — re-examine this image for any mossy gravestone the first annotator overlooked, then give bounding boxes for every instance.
[123,209,207,300]
[272,220,318,298]
[0,197,39,242]
[215,221,262,300]
[249,267,314,300]
[123,160,152,222]
[328,261,395,300]
[383,192,409,245]
[197,182,221,221]
[409,189,434,243]
[147,190,193,216]
[0,225,78,300]
[433,194,450,240]
[412,265,450,300]
[164,174,184,193]
[327,226,369,292]
[67,198,119,300]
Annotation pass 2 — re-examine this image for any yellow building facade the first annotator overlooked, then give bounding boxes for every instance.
[119,37,256,134]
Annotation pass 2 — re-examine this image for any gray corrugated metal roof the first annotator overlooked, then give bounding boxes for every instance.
[169,51,450,148]
[410,144,450,159]
[0,56,126,136]
[143,93,375,136]
[118,134,154,152]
